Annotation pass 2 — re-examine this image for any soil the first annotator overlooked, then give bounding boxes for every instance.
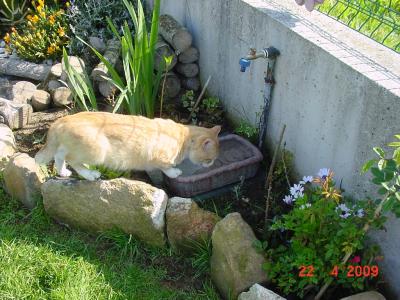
[13,108,69,156]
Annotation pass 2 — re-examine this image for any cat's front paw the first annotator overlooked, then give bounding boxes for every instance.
[163,168,182,178]
[59,168,72,177]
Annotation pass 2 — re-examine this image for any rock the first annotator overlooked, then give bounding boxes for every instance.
[31,90,51,111]
[10,81,37,104]
[60,56,85,81]
[50,63,63,78]
[0,53,8,58]
[47,80,63,93]
[0,124,16,171]
[89,36,106,53]
[52,87,72,107]
[42,178,168,247]
[210,213,267,299]
[0,48,5,54]
[238,284,286,300]
[340,291,386,300]
[0,97,33,129]
[0,77,11,98]
[98,81,117,98]
[0,58,51,81]
[166,197,220,255]
[3,153,45,209]
[0,40,5,47]
[44,59,53,66]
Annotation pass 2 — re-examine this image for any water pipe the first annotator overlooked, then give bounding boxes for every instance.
[239,47,280,149]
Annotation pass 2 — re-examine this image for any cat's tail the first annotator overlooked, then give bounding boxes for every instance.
[35,129,58,165]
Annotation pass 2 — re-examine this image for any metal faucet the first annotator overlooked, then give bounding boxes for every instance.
[239,47,280,72]
[239,46,280,149]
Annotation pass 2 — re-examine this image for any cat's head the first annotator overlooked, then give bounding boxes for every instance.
[189,125,221,168]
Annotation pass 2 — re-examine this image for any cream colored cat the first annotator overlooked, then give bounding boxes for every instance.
[35,112,221,181]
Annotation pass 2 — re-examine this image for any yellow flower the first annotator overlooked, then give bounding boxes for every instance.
[40,11,46,18]
[47,44,56,55]
[32,15,39,23]
[26,14,33,21]
[3,33,10,44]
[65,2,70,8]
[49,15,55,25]
[57,27,65,37]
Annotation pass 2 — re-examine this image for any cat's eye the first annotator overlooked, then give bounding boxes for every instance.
[205,159,212,164]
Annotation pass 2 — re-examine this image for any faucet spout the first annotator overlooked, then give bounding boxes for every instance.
[239,58,251,72]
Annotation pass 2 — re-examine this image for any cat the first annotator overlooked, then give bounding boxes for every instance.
[35,111,221,181]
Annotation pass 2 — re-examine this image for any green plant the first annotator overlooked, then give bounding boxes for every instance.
[159,55,174,117]
[314,135,400,299]
[81,0,162,117]
[201,96,223,124]
[264,169,381,298]
[182,90,198,123]
[234,120,259,144]
[189,237,213,279]
[5,0,69,62]
[62,48,98,111]
[66,0,136,55]
[0,0,28,30]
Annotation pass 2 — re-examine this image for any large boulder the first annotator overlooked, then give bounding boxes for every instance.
[238,284,286,300]
[340,291,385,300]
[41,178,168,247]
[166,197,220,255]
[210,213,267,299]
[0,124,16,171]
[3,153,46,209]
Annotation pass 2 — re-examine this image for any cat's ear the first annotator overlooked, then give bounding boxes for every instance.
[211,125,221,136]
[203,138,214,151]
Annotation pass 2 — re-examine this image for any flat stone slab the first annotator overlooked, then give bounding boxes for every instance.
[41,178,168,247]
[0,58,51,81]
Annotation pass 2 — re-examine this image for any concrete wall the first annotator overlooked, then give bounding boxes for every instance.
[148,0,400,296]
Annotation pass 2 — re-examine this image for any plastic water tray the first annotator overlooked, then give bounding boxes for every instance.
[164,134,263,197]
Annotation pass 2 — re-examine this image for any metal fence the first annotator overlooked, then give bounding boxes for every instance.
[317,0,400,53]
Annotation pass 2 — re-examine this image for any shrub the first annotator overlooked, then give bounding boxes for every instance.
[0,0,28,33]
[5,0,69,62]
[66,0,135,55]
[234,120,259,144]
[264,169,381,297]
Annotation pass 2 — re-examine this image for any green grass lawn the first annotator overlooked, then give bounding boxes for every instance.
[0,182,219,300]
[318,0,400,52]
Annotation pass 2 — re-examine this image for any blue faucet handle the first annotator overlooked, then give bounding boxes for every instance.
[239,58,251,72]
